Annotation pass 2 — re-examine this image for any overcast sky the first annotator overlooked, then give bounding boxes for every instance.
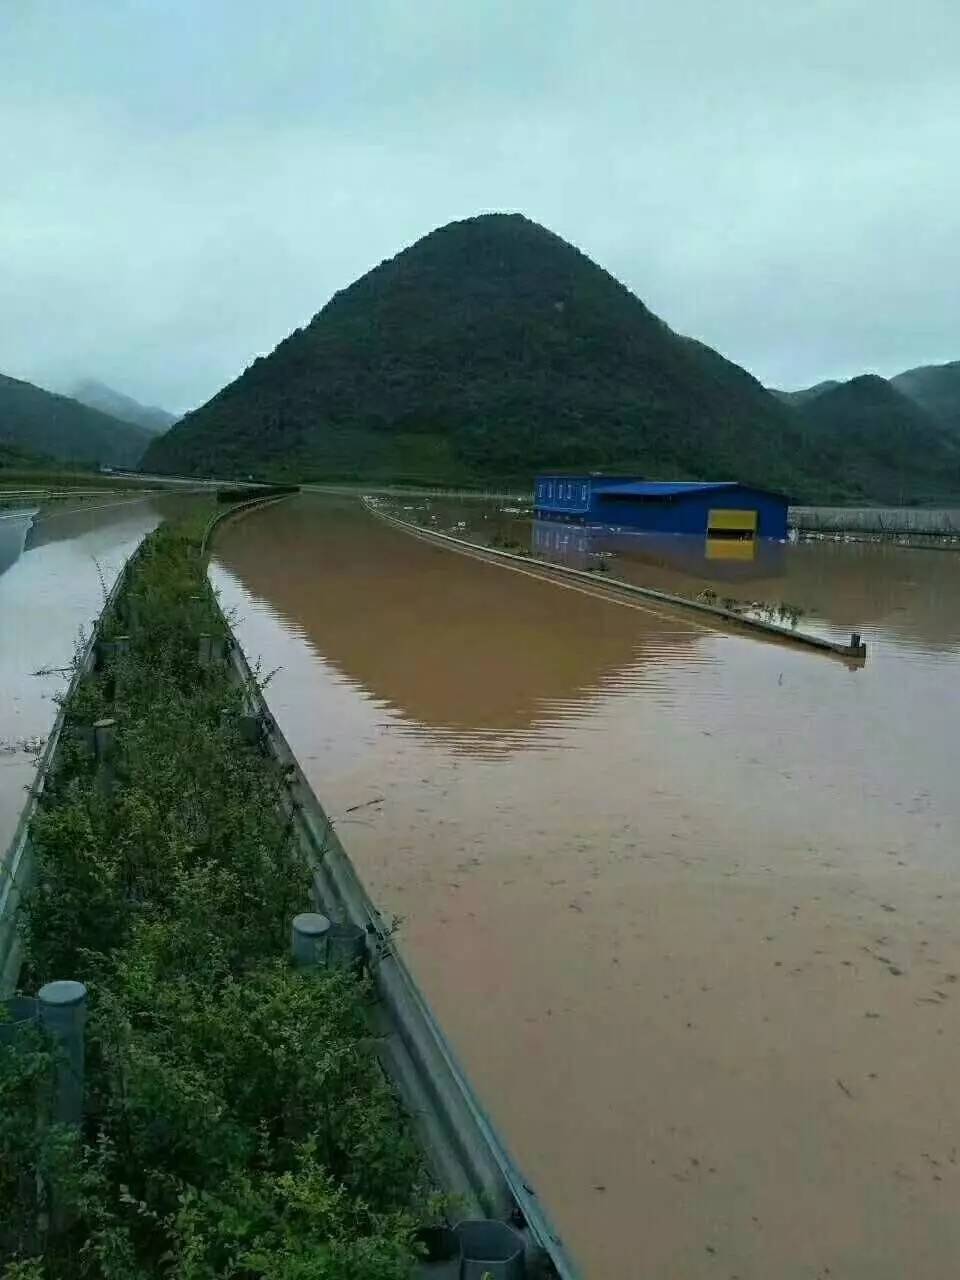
[2,0,958,413]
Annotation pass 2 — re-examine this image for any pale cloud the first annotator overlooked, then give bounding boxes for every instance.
[1,0,958,411]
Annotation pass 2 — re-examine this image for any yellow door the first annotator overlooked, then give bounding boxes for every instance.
[707,508,757,538]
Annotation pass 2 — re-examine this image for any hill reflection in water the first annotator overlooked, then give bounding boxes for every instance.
[212,498,713,754]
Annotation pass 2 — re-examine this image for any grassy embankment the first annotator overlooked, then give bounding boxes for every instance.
[1,518,427,1279]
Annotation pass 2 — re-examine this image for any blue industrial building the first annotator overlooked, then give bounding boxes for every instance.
[533,476,789,540]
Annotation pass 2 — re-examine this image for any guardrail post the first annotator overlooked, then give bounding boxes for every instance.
[199,634,227,668]
[38,981,88,1234]
[38,981,87,1129]
[290,913,330,968]
[93,718,117,796]
[93,718,116,762]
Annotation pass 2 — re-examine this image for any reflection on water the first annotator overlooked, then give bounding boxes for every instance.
[214,499,713,754]
[533,519,788,581]
[214,494,960,1280]
[0,509,38,580]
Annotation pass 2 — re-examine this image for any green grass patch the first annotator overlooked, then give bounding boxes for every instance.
[1,521,428,1277]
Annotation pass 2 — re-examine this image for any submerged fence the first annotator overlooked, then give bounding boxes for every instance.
[789,506,960,536]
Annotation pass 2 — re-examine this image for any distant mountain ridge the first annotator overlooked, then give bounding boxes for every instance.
[69,378,177,435]
[773,380,841,406]
[788,375,960,503]
[890,360,960,436]
[144,213,959,502]
[0,372,153,468]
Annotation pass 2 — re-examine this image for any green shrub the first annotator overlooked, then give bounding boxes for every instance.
[3,521,425,1277]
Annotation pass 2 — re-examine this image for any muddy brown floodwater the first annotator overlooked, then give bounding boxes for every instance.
[211,494,960,1280]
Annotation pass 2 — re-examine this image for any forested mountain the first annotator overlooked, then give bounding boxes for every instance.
[145,214,825,493]
[0,372,153,468]
[69,378,177,434]
[792,375,960,503]
[891,361,960,436]
[144,213,959,501]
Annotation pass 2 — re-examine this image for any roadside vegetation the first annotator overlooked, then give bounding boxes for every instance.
[1,518,427,1278]
[0,460,174,501]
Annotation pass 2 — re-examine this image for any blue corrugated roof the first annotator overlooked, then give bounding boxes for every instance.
[593,480,740,498]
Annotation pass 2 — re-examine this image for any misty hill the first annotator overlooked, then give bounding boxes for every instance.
[773,380,841,406]
[69,378,177,435]
[144,213,957,502]
[145,214,826,493]
[0,372,153,469]
[793,375,960,503]
[891,361,960,436]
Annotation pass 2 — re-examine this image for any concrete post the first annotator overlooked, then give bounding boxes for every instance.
[93,718,116,763]
[290,913,330,968]
[93,718,117,796]
[38,981,87,1234]
[38,981,87,1129]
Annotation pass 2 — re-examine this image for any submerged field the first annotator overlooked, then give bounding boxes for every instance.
[211,494,960,1280]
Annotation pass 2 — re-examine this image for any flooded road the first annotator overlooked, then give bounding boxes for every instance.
[215,493,960,1279]
[10,490,954,1272]
[0,495,206,856]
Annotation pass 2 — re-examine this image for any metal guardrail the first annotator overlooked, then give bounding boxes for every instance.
[363,497,869,662]
[221,604,582,1279]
